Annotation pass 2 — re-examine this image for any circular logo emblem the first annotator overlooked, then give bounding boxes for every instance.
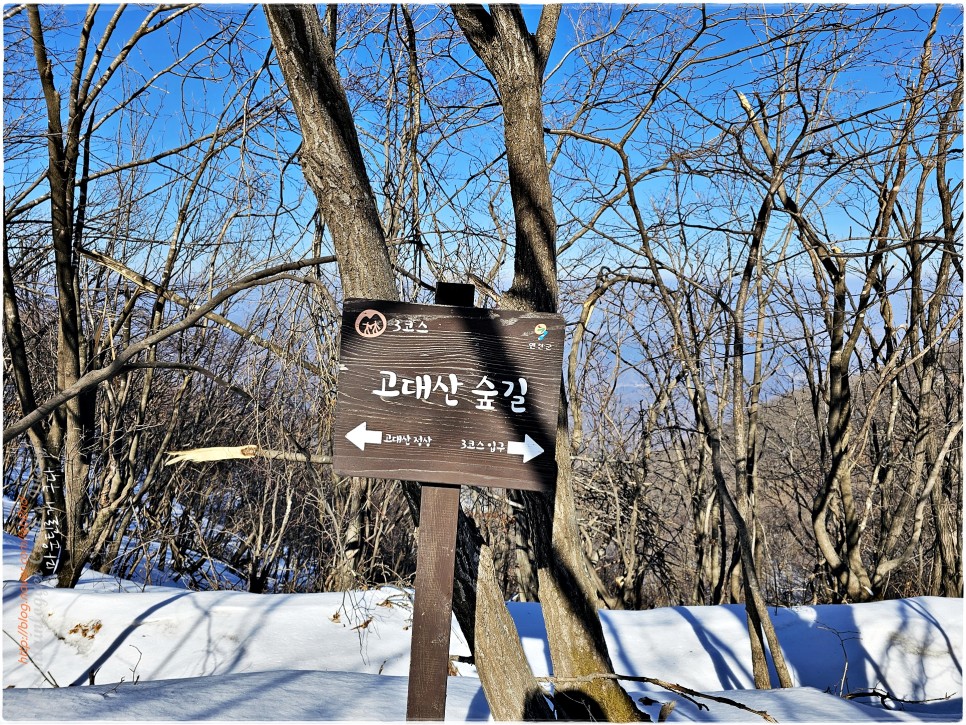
[534,323,548,341]
[355,309,387,338]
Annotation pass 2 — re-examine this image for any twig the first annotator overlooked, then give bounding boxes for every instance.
[538,673,778,722]
[844,688,953,707]
[816,623,858,696]
[3,630,59,687]
[128,645,143,684]
[638,689,707,712]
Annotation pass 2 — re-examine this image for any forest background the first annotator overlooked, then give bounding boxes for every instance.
[2,3,962,617]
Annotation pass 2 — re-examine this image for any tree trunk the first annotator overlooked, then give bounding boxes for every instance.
[509,490,539,601]
[264,6,553,719]
[332,476,368,591]
[451,5,646,719]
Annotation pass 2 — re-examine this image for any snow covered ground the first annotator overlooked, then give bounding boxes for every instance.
[1,526,961,721]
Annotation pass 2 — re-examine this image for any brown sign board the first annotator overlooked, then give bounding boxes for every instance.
[333,298,565,492]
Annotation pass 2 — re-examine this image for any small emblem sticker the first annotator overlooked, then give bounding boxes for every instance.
[355,309,387,338]
[534,323,548,341]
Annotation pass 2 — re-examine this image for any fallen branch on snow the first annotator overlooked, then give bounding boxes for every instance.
[844,688,954,708]
[537,673,778,722]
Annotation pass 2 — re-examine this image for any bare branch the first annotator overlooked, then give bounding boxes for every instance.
[3,255,336,443]
[534,5,561,75]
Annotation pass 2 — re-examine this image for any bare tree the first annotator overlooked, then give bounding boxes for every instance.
[730,5,962,602]
[263,5,558,719]
[450,5,649,719]
[3,5,332,586]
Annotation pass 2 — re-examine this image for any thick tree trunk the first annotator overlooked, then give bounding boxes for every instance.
[451,5,646,719]
[452,510,552,720]
[29,5,86,587]
[814,281,874,602]
[529,394,646,719]
[264,6,553,719]
[263,8,395,303]
[931,471,962,596]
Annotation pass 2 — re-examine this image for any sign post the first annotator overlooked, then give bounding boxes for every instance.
[406,283,470,722]
[333,283,565,720]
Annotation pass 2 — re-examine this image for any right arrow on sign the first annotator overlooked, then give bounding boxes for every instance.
[346,422,384,451]
[508,435,544,463]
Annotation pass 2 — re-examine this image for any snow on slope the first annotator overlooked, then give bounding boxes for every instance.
[598,598,962,702]
[3,675,956,722]
[3,671,490,721]
[1,528,961,721]
[1,572,447,687]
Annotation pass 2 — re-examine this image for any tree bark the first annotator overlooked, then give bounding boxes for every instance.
[452,5,646,719]
[264,5,553,719]
[263,6,395,303]
[28,5,90,587]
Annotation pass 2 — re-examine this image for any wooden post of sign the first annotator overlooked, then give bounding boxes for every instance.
[406,282,475,721]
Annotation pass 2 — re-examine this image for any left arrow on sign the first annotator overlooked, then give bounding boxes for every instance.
[346,422,384,451]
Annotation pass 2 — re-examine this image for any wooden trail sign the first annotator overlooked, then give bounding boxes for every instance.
[333,294,565,492]
[332,284,565,721]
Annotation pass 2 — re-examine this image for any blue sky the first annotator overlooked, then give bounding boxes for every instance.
[5,4,960,349]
